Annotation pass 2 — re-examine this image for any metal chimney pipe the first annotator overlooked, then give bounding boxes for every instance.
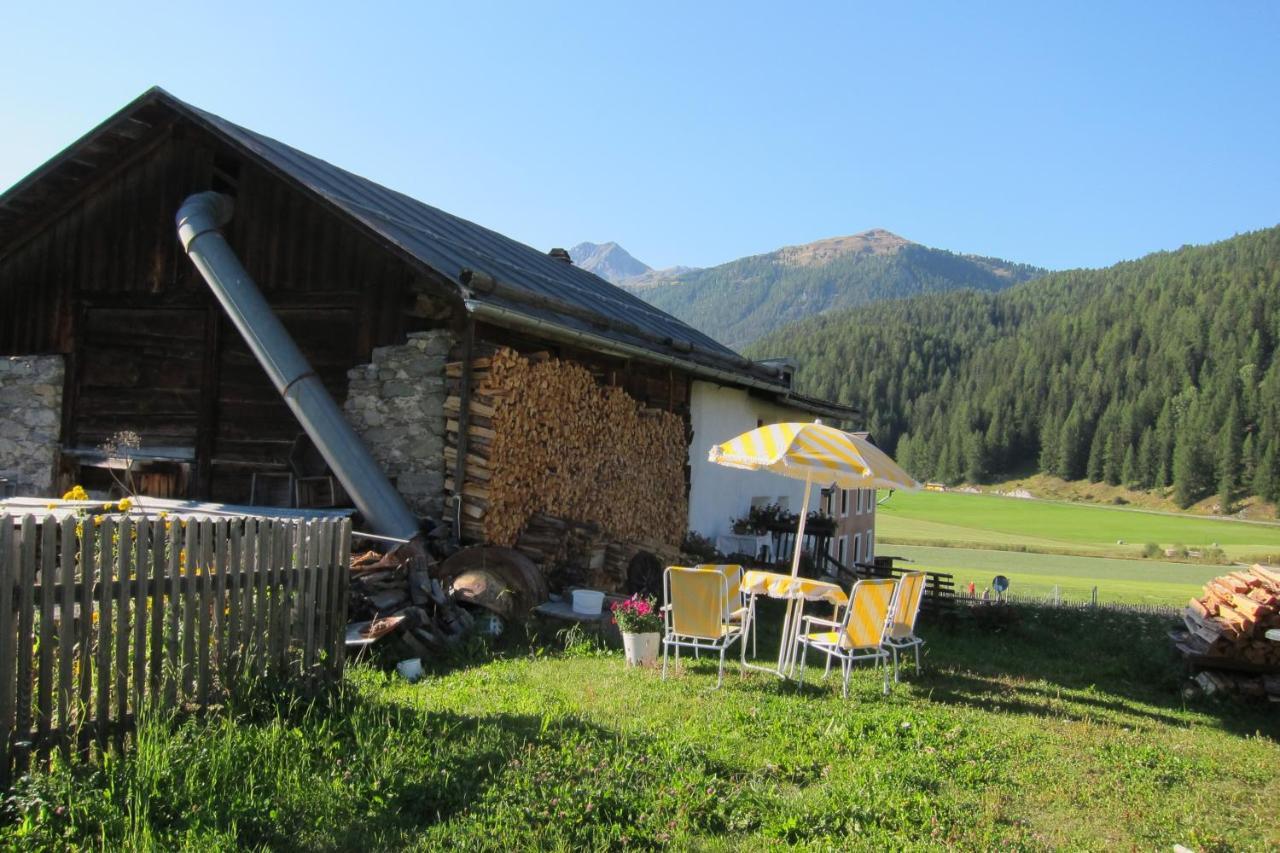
[176,191,421,542]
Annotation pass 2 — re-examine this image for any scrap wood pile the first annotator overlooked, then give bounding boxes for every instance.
[346,542,549,659]
[1174,564,1280,702]
[444,346,687,549]
[513,512,683,594]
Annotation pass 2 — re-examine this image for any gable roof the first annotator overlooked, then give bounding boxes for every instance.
[0,87,857,420]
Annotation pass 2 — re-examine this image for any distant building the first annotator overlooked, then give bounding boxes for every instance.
[821,485,877,570]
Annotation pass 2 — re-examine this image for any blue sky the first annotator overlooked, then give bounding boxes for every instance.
[3,2,1278,271]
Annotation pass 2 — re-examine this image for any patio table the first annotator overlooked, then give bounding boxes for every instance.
[739,569,848,679]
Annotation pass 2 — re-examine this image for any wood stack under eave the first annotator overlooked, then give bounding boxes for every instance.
[1175,564,1280,701]
[443,346,688,549]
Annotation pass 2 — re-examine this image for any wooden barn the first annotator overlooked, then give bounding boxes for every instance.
[0,87,854,561]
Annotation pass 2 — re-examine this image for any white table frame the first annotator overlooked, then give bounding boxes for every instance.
[739,572,847,680]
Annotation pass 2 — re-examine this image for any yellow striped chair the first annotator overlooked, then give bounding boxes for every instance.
[794,578,897,697]
[883,571,927,682]
[693,564,755,657]
[661,566,744,688]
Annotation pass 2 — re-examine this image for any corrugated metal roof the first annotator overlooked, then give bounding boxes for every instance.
[0,87,859,419]
[172,93,771,376]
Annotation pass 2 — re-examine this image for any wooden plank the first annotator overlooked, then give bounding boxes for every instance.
[148,518,165,699]
[213,519,229,685]
[57,517,76,760]
[276,520,298,676]
[225,520,243,682]
[76,521,95,754]
[114,516,131,751]
[165,519,181,707]
[332,518,352,677]
[314,519,333,675]
[37,517,57,755]
[132,516,149,718]
[272,521,288,671]
[253,520,271,676]
[0,517,16,785]
[239,520,257,677]
[197,519,213,703]
[181,519,197,700]
[94,518,113,753]
[14,516,37,770]
[301,521,317,672]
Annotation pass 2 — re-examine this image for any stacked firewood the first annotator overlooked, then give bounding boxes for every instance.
[444,347,687,548]
[512,512,683,593]
[1175,564,1280,701]
[1181,565,1280,665]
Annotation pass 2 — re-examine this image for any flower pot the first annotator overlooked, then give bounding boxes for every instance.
[622,631,660,667]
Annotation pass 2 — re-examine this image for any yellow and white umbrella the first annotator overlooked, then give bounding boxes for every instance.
[708,421,919,577]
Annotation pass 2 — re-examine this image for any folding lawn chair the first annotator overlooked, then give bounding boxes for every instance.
[883,571,927,682]
[694,564,756,657]
[661,566,744,688]
[794,577,897,697]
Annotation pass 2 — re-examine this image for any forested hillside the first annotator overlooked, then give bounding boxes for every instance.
[627,230,1043,348]
[747,226,1280,509]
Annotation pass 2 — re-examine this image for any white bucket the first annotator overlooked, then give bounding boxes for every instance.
[572,589,605,615]
[396,658,424,682]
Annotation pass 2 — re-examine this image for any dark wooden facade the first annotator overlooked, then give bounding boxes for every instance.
[0,121,443,502]
[0,119,695,508]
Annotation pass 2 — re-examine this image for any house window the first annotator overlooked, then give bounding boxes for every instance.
[866,530,874,562]
[852,533,862,565]
[837,535,847,566]
[856,489,865,514]
[840,489,849,517]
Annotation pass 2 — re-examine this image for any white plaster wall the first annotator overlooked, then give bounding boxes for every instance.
[687,380,823,538]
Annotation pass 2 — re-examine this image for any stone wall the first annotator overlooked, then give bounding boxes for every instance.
[343,330,452,518]
[0,356,64,496]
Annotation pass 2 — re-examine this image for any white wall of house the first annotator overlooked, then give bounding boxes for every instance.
[686,380,823,539]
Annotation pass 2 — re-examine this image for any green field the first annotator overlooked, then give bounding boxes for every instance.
[878,490,1280,562]
[888,544,1215,606]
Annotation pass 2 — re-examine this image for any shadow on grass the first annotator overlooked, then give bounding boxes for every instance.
[912,603,1280,739]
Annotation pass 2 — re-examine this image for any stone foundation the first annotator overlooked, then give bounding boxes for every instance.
[0,355,64,496]
[344,330,451,518]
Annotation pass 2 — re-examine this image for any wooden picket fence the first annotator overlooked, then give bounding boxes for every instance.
[954,591,1179,617]
[0,512,351,785]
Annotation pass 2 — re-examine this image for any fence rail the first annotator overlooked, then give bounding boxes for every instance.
[953,591,1180,616]
[0,512,351,785]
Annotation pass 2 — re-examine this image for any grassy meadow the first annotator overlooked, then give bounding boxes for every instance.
[877,490,1280,563]
[3,605,1278,850]
[888,544,1215,606]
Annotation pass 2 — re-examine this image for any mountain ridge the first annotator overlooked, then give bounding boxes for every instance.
[746,224,1280,509]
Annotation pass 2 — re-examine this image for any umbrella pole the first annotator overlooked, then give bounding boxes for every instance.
[778,472,814,676]
[790,473,812,577]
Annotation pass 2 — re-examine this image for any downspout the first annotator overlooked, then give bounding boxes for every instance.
[175,191,421,544]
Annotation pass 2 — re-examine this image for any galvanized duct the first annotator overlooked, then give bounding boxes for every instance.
[176,191,421,542]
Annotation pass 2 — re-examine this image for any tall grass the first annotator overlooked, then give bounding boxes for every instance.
[2,605,1278,849]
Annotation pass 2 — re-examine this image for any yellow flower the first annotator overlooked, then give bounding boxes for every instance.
[62,485,89,501]
[117,497,133,512]
[102,502,114,510]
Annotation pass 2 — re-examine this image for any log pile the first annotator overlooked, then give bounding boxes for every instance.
[1174,564,1280,701]
[445,347,687,549]
[512,512,683,593]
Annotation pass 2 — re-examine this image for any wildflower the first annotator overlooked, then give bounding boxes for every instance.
[117,497,133,512]
[62,485,89,501]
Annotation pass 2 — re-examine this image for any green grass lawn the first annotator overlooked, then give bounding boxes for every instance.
[5,605,1279,850]
[878,490,1280,562]
[887,544,1217,606]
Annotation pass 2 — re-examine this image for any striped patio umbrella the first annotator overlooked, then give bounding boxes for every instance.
[708,421,919,576]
